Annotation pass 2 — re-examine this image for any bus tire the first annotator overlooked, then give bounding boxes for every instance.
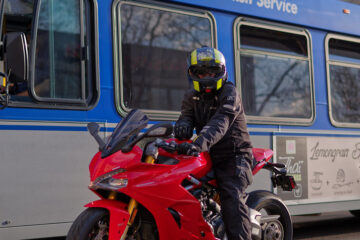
[66,208,109,240]
[246,190,293,240]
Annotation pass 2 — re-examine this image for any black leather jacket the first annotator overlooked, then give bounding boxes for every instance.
[176,82,252,162]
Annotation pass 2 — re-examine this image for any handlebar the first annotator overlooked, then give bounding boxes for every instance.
[154,138,199,156]
[154,138,177,152]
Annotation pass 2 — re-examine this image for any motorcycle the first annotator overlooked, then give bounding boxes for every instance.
[66,109,296,240]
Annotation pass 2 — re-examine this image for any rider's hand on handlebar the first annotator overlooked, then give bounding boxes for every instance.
[174,121,193,140]
[177,142,200,156]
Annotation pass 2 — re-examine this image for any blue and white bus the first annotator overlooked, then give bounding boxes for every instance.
[1,0,360,238]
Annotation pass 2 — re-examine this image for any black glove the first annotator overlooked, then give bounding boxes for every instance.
[174,121,193,140]
[177,142,200,156]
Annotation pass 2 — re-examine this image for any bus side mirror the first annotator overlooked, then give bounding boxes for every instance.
[4,32,29,84]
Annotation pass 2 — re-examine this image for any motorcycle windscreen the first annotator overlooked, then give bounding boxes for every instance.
[102,109,149,157]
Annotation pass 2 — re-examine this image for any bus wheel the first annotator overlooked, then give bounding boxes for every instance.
[66,208,109,240]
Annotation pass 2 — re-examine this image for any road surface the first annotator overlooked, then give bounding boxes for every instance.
[293,211,360,239]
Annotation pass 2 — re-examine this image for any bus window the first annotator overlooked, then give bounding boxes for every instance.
[113,1,215,118]
[234,19,314,124]
[1,0,97,108]
[326,34,360,127]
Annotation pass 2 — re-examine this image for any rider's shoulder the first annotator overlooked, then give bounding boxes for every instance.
[220,82,237,96]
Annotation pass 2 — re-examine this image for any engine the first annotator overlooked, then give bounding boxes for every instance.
[194,188,227,239]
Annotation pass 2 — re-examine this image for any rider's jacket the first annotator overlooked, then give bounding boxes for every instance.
[177,81,252,162]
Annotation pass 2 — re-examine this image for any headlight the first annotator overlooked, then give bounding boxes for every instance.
[89,168,127,191]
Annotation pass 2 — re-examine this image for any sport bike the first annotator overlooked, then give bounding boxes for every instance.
[66,109,296,240]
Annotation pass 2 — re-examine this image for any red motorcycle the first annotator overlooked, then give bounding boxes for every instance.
[66,109,296,240]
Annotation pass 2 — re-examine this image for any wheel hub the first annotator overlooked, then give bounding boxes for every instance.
[91,220,109,240]
[263,219,284,240]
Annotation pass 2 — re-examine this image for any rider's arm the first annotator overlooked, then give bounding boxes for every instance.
[193,83,242,152]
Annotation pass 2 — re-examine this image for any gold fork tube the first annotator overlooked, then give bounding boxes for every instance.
[120,155,155,239]
[120,198,138,240]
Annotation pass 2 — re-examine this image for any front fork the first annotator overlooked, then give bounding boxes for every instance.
[120,155,156,240]
[120,198,138,240]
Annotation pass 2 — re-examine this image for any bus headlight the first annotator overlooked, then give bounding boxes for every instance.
[89,168,127,191]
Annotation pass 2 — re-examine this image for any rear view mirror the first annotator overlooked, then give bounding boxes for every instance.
[121,122,173,153]
[146,123,173,137]
[87,122,106,151]
[4,32,29,83]
[88,122,101,136]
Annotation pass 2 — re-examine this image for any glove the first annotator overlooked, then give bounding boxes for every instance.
[177,142,200,156]
[174,121,193,140]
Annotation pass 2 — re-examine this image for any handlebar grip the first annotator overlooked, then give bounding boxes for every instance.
[154,139,199,157]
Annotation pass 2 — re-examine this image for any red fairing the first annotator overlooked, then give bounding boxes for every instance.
[252,148,273,175]
[88,146,143,182]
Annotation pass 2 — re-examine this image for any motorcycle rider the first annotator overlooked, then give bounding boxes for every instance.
[175,46,253,240]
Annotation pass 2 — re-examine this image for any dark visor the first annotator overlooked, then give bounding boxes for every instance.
[190,66,223,77]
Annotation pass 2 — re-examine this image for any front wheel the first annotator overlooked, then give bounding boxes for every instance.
[247,190,293,240]
[66,208,109,240]
[66,206,158,240]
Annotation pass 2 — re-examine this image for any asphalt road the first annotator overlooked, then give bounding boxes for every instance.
[293,211,360,240]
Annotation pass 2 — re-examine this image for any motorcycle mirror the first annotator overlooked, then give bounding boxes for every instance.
[87,122,106,151]
[88,122,100,136]
[146,123,173,137]
[121,122,173,153]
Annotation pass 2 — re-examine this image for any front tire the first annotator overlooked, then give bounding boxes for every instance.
[246,190,293,240]
[66,208,109,240]
[66,206,158,240]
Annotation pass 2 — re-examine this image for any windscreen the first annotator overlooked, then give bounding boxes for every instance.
[102,109,149,157]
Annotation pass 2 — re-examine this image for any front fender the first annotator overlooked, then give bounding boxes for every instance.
[85,199,130,240]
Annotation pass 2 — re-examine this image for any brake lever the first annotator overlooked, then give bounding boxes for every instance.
[154,139,177,153]
[154,139,199,157]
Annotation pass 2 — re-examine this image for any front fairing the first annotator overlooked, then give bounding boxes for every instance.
[88,109,148,181]
[89,145,143,182]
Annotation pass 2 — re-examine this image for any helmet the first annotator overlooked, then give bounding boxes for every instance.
[187,46,227,94]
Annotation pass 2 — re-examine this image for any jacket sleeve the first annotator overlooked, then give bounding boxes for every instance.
[193,85,242,152]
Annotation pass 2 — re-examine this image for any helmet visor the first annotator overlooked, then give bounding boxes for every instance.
[189,66,223,78]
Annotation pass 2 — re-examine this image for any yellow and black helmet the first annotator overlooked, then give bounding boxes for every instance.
[187,46,227,94]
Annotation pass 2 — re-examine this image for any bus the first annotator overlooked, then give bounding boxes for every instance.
[1,0,360,238]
